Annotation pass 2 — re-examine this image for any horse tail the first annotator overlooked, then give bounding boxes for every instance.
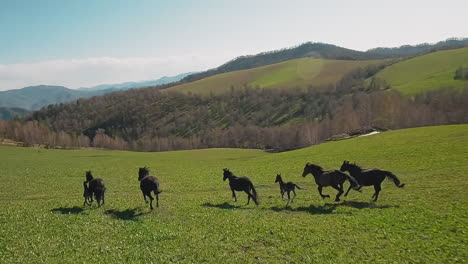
[294,184,302,190]
[385,171,405,188]
[250,182,259,205]
[343,173,360,190]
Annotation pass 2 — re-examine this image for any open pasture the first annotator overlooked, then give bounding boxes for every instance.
[376,47,468,95]
[0,125,467,263]
[167,58,384,94]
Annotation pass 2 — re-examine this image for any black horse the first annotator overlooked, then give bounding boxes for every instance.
[138,167,161,210]
[302,163,360,202]
[82,181,93,206]
[275,174,301,206]
[85,171,106,207]
[340,161,405,201]
[223,168,258,205]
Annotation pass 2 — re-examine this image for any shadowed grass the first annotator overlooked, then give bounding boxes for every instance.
[51,206,85,214]
[105,208,147,221]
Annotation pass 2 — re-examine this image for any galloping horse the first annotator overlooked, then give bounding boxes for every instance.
[340,161,404,201]
[223,168,258,205]
[275,174,301,206]
[302,163,360,202]
[85,171,106,207]
[138,167,161,209]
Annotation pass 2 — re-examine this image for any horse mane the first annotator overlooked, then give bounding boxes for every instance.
[346,161,362,171]
[223,168,236,179]
[308,163,324,173]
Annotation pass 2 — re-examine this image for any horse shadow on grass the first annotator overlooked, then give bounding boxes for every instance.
[270,201,398,215]
[338,201,399,209]
[105,208,148,221]
[271,203,340,215]
[202,202,253,210]
[51,206,86,215]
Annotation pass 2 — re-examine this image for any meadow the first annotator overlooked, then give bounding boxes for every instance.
[0,125,467,263]
[376,47,468,95]
[167,58,383,94]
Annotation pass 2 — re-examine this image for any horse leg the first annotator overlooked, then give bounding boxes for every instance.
[155,192,159,207]
[142,192,148,203]
[245,190,253,205]
[281,190,285,200]
[232,190,237,202]
[148,193,154,210]
[318,185,329,199]
[331,185,344,202]
[286,191,291,206]
[373,184,382,202]
[102,192,105,205]
[292,189,297,203]
[344,185,353,197]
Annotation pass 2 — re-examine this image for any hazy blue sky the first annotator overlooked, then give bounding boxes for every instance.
[0,0,466,90]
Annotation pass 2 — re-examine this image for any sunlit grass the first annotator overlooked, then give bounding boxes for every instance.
[0,125,467,263]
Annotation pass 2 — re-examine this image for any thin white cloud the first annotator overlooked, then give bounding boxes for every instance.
[0,55,233,91]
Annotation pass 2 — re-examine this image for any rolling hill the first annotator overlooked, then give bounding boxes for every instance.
[375,47,468,95]
[180,42,389,83]
[167,58,386,94]
[181,38,468,84]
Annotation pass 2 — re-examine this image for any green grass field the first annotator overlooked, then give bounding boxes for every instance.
[167,58,384,94]
[1,125,467,263]
[376,47,468,95]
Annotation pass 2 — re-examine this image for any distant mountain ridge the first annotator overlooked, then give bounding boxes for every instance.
[0,85,111,111]
[0,73,195,116]
[79,72,195,91]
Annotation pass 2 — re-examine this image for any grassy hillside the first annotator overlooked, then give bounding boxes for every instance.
[376,47,468,95]
[0,125,467,263]
[168,58,385,94]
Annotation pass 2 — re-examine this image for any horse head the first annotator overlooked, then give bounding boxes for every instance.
[138,167,150,181]
[340,161,350,172]
[302,163,312,177]
[275,174,282,183]
[85,171,94,182]
[223,168,231,181]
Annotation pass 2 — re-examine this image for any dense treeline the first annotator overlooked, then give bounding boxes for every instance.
[367,37,468,57]
[1,64,467,152]
[26,66,386,145]
[2,87,467,152]
[0,107,30,120]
